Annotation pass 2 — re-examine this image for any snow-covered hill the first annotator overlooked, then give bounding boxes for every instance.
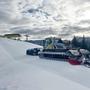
[0,38,90,90]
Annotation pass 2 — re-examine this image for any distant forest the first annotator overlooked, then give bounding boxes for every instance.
[72,36,90,51]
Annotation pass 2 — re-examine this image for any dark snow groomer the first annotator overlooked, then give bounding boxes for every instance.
[39,37,68,60]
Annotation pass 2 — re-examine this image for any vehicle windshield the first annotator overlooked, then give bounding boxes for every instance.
[69,50,80,56]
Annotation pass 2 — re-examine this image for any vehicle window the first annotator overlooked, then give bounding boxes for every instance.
[66,51,72,56]
[69,50,79,56]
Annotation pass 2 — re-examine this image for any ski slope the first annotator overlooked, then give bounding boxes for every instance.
[0,38,90,90]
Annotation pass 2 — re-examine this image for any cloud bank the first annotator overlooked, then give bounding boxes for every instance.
[0,0,90,39]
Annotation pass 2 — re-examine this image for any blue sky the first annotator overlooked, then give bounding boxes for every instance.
[0,0,90,39]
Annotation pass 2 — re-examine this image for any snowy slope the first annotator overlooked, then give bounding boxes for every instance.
[0,38,90,90]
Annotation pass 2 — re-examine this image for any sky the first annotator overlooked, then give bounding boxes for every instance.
[0,0,90,39]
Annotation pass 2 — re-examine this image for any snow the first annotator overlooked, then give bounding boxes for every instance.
[0,38,90,90]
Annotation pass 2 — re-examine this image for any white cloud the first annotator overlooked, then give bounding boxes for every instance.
[0,0,90,39]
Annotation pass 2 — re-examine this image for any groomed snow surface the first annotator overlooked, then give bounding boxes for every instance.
[0,38,90,90]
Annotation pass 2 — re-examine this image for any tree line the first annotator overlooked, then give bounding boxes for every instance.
[72,36,90,51]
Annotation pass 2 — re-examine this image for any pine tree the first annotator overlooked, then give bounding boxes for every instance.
[87,45,90,51]
[72,36,78,47]
[81,35,87,49]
